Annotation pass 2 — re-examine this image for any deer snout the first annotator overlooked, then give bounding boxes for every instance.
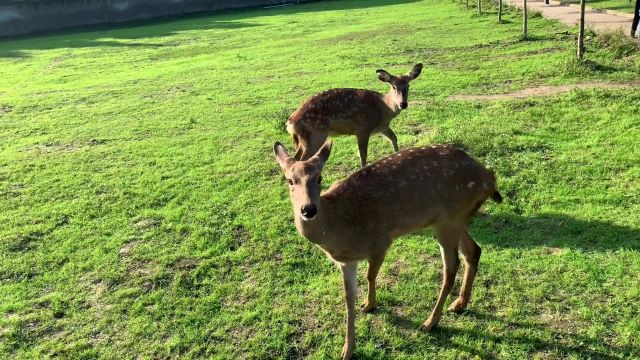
[400,102,408,109]
[300,204,318,220]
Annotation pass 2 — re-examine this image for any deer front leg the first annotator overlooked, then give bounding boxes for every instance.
[423,226,460,332]
[380,127,399,152]
[356,133,370,168]
[340,262,358,359]
[362,252,385,313]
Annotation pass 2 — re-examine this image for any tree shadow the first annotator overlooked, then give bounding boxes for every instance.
[471,212,640,251]
[370,308,639,359]
[260,0,422,16]
[347,211,640,359]
[434,310,638,359]
[0,0,419,58]
[0,20,259,58]
[559,0,635,13]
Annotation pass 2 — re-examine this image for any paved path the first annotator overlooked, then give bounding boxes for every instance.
[506,0,635,35]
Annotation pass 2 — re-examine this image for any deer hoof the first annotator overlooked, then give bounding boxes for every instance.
[448,298,467,313]
[360,301,377,313]
[421,316,440,332]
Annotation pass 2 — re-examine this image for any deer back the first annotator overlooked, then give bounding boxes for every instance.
[321,145,497,239]
[288,88,387,135]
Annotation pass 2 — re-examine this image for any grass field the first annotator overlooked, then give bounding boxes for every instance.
[564,0,636,14]
[1,0,640,358]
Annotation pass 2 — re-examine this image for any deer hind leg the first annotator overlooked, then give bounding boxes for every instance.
[361,251,386,313]
[380,127,399,152]
[340,262,358,360]
[300,132,327,161]
[356,133,370,168]
[449,231,481,313]
[422,225,461,332]
[292,133,303,160]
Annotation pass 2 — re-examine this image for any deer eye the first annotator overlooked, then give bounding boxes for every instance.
[317,176,323,184]
[286,179,293,185]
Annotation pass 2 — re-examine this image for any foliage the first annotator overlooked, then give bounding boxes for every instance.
[594,29,640,58]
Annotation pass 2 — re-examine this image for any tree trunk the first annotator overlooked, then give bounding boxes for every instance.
[499,0,503,21]
[578,0,586,59]
[523,0,528,38]
[466,0,469,8]
[630,0,639,37]
[478,0,482,13]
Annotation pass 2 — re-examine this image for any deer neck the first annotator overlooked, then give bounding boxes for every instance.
[381,89,402,117]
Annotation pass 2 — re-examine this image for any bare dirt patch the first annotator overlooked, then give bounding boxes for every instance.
[546,247,566,255]
[30,139,108,154]
[46,55,70,71]
[86,280,111,320]
[174,258,200,270]
[0,104,13,114]
[134,218,162,231]
[118,240,141,257]
[448,81,640,101]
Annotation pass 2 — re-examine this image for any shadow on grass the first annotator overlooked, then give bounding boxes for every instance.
[0,0,419,58]
[0,20,259,58]
[473,212,640,251]
[369,308,639,359]
[559,0,635,13]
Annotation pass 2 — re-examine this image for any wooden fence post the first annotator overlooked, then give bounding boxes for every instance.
[578,0,586,59]
[523,0,528,38]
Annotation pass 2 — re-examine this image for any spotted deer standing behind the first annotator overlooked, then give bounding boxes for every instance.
[273,141,502,360]
[286,64,423,167]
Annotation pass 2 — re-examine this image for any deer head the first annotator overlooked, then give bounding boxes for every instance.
[376,63,423,110]
[274,140,332,221]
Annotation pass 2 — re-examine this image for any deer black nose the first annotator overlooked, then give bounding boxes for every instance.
[400,102,408,109]
[301,204,318,219]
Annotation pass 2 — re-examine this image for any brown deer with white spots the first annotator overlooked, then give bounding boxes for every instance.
[286,64,423,167]
[273,141,502,360]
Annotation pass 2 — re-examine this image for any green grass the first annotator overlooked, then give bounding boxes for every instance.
[563,0,636,14]
[1,0,639,358]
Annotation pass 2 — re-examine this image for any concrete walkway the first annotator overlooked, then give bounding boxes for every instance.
[506,0,635,35]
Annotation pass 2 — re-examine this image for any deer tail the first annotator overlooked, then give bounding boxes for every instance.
[491,191,503,204]
[485,169,503,204]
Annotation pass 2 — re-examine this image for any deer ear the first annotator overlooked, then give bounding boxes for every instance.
[376,69,393,83]
[274,142,292,169]
[312,140,332,165]
[408,63,423,80]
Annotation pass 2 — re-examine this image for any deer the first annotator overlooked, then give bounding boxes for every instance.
[273,140,502,360]
[286,63,423,167]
